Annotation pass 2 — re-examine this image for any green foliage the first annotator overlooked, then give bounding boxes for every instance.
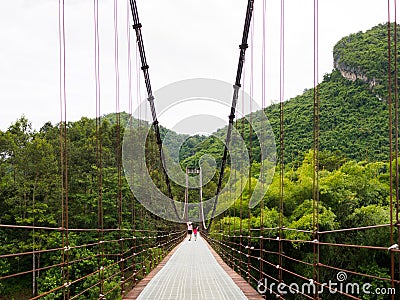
[285,200,338,243]
[0,258,9,295]
[353,264,392,300]
[0,114,181,299]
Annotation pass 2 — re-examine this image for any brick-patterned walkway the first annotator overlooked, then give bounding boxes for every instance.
[124,235,263,300]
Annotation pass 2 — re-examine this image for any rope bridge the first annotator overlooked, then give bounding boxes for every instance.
[1,0,400,299]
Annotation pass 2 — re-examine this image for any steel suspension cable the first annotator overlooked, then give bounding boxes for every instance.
[393,0,400,285]
[208,0,254,230]
[125,0,139,286]
[93,1,105,297]
[58,0,70,297]
[127,1,133,121]
[113,0,125,296]
[133,24,146,284]
[128,0,180,220]
[312,0,320,298]
[278,0,285,288]
[246,12,255,284]
[387,2,396,296]
[259,0,267,285]
[239,68,245,278]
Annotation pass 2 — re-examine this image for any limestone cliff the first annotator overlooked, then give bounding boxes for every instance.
[333,58,377,89]
[332,23,399,101]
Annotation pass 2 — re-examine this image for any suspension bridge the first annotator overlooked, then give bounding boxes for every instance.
[1,0,400,299]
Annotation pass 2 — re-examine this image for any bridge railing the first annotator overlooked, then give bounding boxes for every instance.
[204,224,399,299]
[0,223,185,299]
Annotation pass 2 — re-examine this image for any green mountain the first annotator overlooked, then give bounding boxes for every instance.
[334,23,400,99]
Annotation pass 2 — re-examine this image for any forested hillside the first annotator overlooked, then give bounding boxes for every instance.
[0,115,187,299]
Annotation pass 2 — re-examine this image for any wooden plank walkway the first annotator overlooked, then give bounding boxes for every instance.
[124,234,263,300]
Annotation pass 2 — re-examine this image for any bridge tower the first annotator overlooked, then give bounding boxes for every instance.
[184,168,203,225]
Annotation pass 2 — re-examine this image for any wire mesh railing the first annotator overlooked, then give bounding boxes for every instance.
[0,223,185,299]
[203,225,399,299]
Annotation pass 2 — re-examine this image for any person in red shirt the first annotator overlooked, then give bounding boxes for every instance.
[193,226,199,241]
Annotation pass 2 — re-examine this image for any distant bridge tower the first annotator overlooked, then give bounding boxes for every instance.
[184,168,203,225]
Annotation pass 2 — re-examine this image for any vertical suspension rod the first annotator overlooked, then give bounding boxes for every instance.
[208,0,254,229]
[128,0,181,220]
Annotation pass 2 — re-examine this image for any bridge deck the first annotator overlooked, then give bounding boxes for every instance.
[124,234,262,300]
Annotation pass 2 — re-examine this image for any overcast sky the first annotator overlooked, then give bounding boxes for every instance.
[0,0,396,132]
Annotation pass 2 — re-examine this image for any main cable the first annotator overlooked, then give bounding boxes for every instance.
[128,0,181,221]
[207,0,254,230]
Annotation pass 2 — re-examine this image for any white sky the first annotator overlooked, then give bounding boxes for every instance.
[0,0,396,132]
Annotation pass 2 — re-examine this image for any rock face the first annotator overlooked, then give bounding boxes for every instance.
[332,23,400,101]
[333,59,377,89]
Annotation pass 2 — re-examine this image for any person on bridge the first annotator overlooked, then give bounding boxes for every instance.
[193,226,199,241]
[187,222,193,241]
